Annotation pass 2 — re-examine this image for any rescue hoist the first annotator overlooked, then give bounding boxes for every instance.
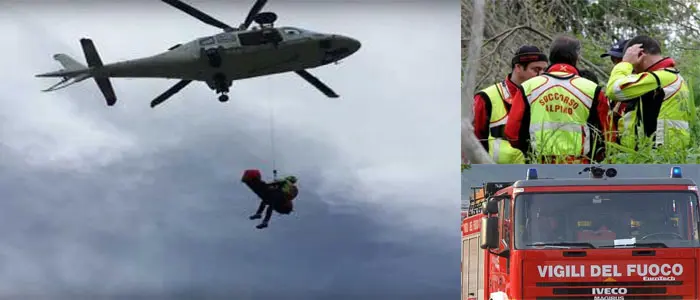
[267,88,278,181]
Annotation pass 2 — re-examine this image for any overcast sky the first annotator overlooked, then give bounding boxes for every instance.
[463,164,700,202]
[0,2,459,299]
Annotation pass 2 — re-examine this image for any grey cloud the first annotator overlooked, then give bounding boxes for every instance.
[0,134,459,298]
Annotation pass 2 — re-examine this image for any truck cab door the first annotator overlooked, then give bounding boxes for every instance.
[489,195,511,296]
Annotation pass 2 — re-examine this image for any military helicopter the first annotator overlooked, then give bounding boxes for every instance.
[35,0,361,108]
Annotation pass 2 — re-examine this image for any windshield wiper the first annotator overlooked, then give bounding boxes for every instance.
[526,242,596,249]
[599,242,668,248]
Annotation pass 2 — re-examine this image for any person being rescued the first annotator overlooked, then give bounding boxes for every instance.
[241,169,299,229]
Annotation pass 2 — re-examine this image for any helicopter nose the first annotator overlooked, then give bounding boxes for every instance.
[336,35,361,55]
[333,35,362,57]
[319,35,361,64]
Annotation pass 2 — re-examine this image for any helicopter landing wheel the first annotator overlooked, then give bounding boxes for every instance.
[218,94,229,102]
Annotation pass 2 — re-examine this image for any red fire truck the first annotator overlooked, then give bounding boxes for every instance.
[461,166,700,300]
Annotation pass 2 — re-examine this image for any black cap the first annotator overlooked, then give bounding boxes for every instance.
[511,45,548,68]
[600,39,629,58]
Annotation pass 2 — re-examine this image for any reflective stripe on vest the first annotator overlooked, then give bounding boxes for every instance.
[479,81,510,138]
[527,78,594,108]
[529,122,591,157]
[619,110,637,148]
[479,81,518,163]
[618,69,692,147]
[524,73,597,156]
[489,137,525,164]
[655,119,690,146]
[662,75,683,100]
[657,72,690,145]
[492,137,502,163]
[490,82,510,128]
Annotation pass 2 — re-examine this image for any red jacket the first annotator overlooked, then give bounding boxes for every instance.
[504,64,611,162]
[473,74,520,151]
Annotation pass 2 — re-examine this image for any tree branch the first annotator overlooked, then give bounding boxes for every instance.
[462,0,494,164]
[514,25,610,81]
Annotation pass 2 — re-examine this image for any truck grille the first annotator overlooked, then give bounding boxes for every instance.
[533,281,683,300]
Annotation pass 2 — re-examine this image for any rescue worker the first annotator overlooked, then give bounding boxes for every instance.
[249,175,299,229]
[600,39,629,65]
[473,45,548,164]
[605,35,694,150]
[601,39,630,144]
[504,35,612,164]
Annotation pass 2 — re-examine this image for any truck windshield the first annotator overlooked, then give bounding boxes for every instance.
[514,191,700,249]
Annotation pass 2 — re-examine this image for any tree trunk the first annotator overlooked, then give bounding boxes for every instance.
[462,0,494,164]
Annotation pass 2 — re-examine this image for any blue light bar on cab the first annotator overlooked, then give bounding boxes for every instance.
[671,166,682,178]
[526,168,538,180]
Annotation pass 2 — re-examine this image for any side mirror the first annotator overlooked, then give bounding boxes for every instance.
[480,216,499,249]
[483,197,499,215]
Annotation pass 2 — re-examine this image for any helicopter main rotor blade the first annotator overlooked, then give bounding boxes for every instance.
[162,0,234,31]
[239,0,268,30]
[294,70,339,98]
[150,79,193,108]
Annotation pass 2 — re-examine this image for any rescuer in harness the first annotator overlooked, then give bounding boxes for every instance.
[504,35,612,164]
[472,45,548,164]
[604,35,695,150]
[241,170,299,229]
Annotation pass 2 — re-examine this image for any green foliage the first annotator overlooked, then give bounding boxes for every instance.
[677,50,700,106]
[462,163,471,172]
[602,120,700,164]
[522,107,700,164]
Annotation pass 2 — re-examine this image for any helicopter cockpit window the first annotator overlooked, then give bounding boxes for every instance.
[199,36,216,46]
[238,29,283,46]
[215,33,235,43]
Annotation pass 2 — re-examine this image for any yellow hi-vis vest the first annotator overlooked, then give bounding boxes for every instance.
[606,63,693,149]
[522,72,599,157]
[617,103,637,148]
[477,82,525,164]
